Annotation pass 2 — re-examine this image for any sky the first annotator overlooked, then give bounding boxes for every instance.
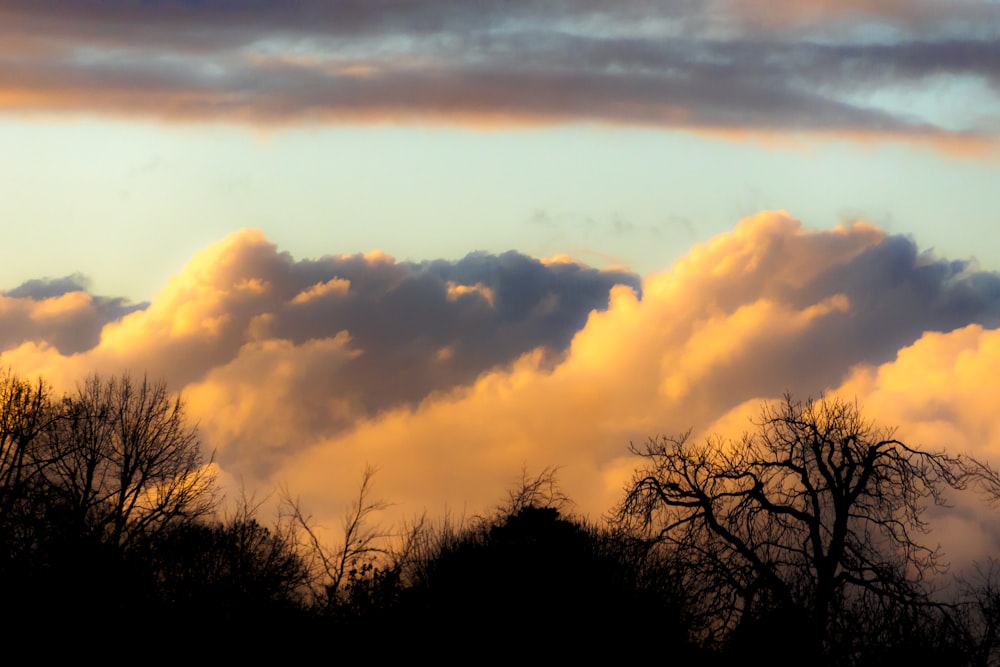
[2,1,1000,571]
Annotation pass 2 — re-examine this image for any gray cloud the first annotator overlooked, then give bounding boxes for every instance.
[714,232,1000,367]
[5,273,93,300]
[0,275,145,354]
[809,236,1000,347]
[707,252,1000,414]
[269,249,642,415]
[1,1,996,141]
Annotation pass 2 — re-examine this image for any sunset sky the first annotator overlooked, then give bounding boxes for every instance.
[3,1,1000,568]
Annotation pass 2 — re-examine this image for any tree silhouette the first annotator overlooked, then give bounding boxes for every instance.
[0,369,60,602]
[616,394,997,659]
[390,470,700,661]
[0,370,53,517]
[148,518,310,624]
[0,370,221,637]
[281,463,394,610]
[45,372,216,551]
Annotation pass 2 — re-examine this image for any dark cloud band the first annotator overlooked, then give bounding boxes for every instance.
[1,1,996,141]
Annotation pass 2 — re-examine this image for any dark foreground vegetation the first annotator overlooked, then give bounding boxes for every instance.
[3,368,1000,664]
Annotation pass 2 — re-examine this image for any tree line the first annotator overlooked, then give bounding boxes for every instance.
[2,368,1000,663]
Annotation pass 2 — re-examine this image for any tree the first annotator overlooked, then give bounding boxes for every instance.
[281,463,393,608]
[942,559,1000,667]
[0,369,60,583]
[0,369,55,526]
[386,469,703,661]
[147,500,312,627]
[616,394,995,659]
[45,372,216,551]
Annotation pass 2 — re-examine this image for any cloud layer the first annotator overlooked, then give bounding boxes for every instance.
[3,212,1000,575]
[2,1,998,145]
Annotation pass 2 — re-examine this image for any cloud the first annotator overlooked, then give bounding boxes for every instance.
[669,321,1000,577]
[827,324,1000,570]
[4,213,1000,571]
[236,212,1000,559]
[730,0,1000,31]
[1,2,997,146]
[5,273,92,300]
[0,274,144,354]
[0,226,639,419]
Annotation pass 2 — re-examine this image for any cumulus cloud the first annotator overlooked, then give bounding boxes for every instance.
[0,227,638,420]
[7,212,1000,560]
[268,215,1000,547]
[4,213,1000,570]
[268,214,1000,529]
[0,274,144,354]
[664,322,1000,577]
[799,325,1000,572]
[1,1,997,145]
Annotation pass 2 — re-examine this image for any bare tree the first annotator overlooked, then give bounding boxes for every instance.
[616,394,996,654]
[46,372,216,550]
[0,369,55,519]
[945,559,1000,667]
[500,465,571,517]
[0,369,61,567]
[148,486,313,621]
[281,463,393,605]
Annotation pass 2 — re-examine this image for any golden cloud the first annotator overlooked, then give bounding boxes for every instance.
[3,212,999,565]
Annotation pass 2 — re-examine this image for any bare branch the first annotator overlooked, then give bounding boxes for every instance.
[279,463,394,607]
[614,393,998,652]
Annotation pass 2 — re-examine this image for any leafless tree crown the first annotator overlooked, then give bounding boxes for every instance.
[47,372,216,548]
[616,394,996,646]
